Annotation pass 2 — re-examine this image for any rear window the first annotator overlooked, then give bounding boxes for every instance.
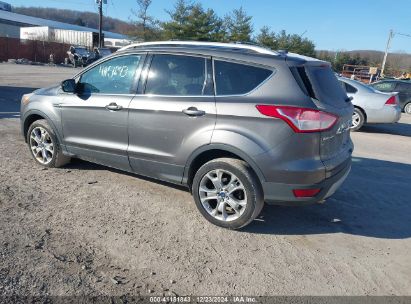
[305,66,349,107]
[214,60,272,95]
[372,82,396,92]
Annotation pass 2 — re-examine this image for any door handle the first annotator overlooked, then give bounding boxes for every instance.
[105,102,122,111]
[182,107,206,117]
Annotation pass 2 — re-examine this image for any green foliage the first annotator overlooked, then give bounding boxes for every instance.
[162,1,224,41]
[256,27,316,57]
[316,51,372,72]
[162,0,193,40]
[224,7,253,42]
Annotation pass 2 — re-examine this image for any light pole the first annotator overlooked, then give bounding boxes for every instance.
[381,30,394,78]
[96,0,107,48]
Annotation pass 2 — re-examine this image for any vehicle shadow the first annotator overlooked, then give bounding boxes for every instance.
[361,122,411,137]
[245,157,411,239]
[0,86,38,119]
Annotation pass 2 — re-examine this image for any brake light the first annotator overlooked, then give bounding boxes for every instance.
[293,188,321,198]
[385,96,397,106]
[256,105,338,133]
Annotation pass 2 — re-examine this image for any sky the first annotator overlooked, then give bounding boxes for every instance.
[8,0,411,52]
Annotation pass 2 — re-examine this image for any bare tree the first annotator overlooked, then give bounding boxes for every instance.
[132,0,156,41]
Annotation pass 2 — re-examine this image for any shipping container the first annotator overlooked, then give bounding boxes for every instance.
[20,26,101,49]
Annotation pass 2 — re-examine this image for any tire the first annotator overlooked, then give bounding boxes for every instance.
[351,108,365,131]
[27,119,70,168]
[192,158,264,229]
[404,103,411,115]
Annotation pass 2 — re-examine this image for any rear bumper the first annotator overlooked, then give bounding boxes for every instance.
[263,158,351,205]
[366,105,401,124]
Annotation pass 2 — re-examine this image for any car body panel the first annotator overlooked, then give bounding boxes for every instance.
[339,77,401,123]
[20,42,353,205]
[128,95,217,184]
[59,93,135,171]
[371,79,411,111]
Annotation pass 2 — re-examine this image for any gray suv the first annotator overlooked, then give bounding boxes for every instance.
[20,41,353,229]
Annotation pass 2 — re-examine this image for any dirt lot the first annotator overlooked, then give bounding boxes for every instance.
[0,63,410,297]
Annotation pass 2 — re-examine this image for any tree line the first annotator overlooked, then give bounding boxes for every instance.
[13,1,410,75]
[130,0,316,57]
[317,50,411,75]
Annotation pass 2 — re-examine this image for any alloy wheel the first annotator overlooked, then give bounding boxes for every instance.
[351,111,361,128]
[199,169,247,222]
[29,127,54,165]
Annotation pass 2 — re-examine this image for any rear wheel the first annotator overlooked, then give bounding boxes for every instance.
[404,103,411,114]
[192,158,264,229]
[27,119,70,168]
[351,108,365,131]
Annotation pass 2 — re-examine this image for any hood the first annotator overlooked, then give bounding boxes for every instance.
[33,84,61,96]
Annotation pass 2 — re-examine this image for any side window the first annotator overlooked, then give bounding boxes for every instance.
[145,54,207,96]
[345,83,357,93]
[214,60,272,95]
[397,82,411,92]
[79,55,141,94]
[373,82,395,92]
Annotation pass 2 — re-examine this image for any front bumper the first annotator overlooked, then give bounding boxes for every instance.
[263,158,351,205]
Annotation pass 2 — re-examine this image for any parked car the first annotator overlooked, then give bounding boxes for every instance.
[20,41,353,229]
[92,47,112,61]
[370,79,411,114]
[67,46,93,68]
[338,77,401,131]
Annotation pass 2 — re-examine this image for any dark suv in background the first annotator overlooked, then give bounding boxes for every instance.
[20,41,353,229]
[371,80,411,114]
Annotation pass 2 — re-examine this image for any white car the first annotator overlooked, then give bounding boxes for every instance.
[338,77,401,131]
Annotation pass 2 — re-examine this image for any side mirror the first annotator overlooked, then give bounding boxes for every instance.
[61,79,77,93]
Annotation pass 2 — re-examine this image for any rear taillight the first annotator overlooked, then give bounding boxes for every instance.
[385,96,397,106]
[256,105,338,133]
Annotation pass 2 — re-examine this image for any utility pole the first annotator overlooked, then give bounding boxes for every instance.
[96,0,107,48]
[381,30,394,77]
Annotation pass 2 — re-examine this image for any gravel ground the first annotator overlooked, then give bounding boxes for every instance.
[0,63,410,297]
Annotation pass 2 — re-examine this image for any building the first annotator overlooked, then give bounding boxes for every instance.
[0,9,130,47]
[0,1,11,12]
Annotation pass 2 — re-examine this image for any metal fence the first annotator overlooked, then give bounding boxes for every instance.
[0,37,71,63]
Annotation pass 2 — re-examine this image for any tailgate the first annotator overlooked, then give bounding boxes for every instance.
[292,62,353,172]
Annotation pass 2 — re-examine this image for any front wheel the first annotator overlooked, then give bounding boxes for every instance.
[404,103,411,114]
[192,158,264,229]
[27,119,70,168]
[351,108,365,131]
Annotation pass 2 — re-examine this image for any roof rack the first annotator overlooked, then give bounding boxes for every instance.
[118,41,279,56]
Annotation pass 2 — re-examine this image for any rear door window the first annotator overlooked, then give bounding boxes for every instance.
[145,54,207,96]
[214,60,272,95]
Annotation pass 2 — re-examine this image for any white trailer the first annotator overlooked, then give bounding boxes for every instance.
[20,26,99,49]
